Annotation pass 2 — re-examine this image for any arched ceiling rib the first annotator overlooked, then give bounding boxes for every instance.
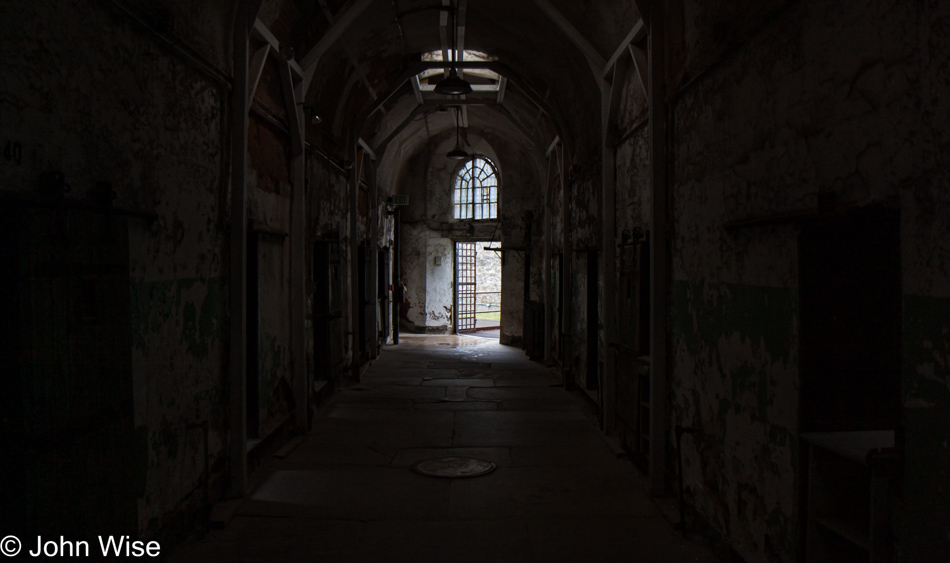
[257,0,642,161]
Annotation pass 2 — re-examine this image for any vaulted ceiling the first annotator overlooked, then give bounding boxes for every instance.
[255,0,644,165]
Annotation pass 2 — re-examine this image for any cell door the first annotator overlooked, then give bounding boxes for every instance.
[456,242,477,333]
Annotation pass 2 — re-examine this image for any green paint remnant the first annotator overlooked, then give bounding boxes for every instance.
[671,280,800,560]
[902,294,950,409]
[899,294,950,560]
[130,276,227,360]
[672,280,797,363]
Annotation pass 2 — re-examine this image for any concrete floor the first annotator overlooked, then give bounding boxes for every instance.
[171,335,718,562]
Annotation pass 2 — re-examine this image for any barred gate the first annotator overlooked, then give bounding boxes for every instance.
[456,242,477,332]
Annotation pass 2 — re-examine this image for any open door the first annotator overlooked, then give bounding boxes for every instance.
[456,242,477,333]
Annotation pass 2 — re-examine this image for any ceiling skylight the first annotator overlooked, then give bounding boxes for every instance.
[418,50,501,83]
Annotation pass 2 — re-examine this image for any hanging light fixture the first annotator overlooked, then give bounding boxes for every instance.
[446,106,469,159]
[434,1,473,96]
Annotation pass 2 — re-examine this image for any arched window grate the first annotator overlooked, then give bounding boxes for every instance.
[453,157,498,220]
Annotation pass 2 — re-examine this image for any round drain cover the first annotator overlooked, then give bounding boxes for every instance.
[411,457,497,478]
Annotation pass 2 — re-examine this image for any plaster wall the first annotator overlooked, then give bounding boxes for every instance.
[901,2,950,557]
[0,0,234,536]
[658,0,947,559]
[425,237,455,329]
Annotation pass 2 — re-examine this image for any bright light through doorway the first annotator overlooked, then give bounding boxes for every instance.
[456,241,501,336]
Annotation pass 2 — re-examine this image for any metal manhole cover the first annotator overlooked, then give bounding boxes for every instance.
[411,457,497,478]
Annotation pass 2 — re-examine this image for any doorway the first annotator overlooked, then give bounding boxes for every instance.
[455,241,502,335]
[799,206,901,432]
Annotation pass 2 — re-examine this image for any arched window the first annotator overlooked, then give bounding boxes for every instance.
[453,157,498,220]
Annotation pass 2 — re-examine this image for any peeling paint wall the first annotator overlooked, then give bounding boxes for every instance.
[307,155,353,379]
[900,1,950,557]
[0,0,233,537]
[655,0,946,559]
[567,169,602,390]
[425,238,454,329]
[246,79,294,439]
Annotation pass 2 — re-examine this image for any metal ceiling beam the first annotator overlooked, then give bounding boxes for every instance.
[372,104,426,155]
[366,61,544,117]
[298,0,376,96]
[456,0,468,61]
[252,20,304,77]
[358,137,377,160]
[411,75,425,104]
[530,0,606,79]
[316,0,378,103]
[629,44,648,96]
[356,59,573,162]
[419,83,502,93]
[601,19,645,79]
[247,44,270,113]
[497,77,508,103]
[422,97,501,105]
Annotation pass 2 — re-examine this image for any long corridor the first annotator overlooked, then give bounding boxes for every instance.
[171,336,718,562]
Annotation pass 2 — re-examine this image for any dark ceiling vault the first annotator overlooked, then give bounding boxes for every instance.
[254,0,643,165]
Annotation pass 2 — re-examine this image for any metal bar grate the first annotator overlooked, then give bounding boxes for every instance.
[456,242,477,332]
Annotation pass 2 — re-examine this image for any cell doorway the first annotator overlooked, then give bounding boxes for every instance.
[455,241,502,336]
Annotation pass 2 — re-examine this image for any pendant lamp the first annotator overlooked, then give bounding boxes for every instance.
[434,2,473,96]
[447,107,469,159]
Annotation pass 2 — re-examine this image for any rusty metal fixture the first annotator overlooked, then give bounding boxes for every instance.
[435,68,473,96]
[434,0,472,96]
